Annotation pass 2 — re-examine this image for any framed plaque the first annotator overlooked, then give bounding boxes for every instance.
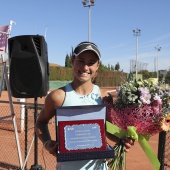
[56,105,114,162]
[58,119,106,153]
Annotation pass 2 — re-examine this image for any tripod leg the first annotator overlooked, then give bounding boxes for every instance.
[22,136,34,170]
[4,61,23,168]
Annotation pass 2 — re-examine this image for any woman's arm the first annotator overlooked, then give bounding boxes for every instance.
[35,88,65,156]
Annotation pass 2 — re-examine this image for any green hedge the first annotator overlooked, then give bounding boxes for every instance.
[94,70,127,86]
[49,67,73,81]
[49,66,127,87]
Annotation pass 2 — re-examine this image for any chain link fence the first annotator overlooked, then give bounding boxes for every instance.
[158,131,170,170]
[0,101,170,170]
[0,101,56,170]
[164,132,170,169]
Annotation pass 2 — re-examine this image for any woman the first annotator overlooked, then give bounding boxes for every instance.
[35,41,134,170]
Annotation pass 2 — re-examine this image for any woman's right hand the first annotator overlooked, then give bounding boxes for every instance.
[45,140,58,157]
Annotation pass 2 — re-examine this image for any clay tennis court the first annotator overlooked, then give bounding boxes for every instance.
[0,89,160,170]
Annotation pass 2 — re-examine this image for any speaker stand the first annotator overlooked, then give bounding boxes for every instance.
[30,98,44,170]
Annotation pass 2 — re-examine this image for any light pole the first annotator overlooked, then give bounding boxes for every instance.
[133,28,141,80]
[82,0,95,42]
[155,46,161,80]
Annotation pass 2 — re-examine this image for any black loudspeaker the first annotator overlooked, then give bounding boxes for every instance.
[8,35,49,98]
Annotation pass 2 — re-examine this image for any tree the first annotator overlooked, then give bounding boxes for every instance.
[115,62,120,71]
[165,70,170,84]
[108,64,110,70]
[65,54,70,67]
[111,65,114,71]
[65,47,75,68]
[138,70,157,80]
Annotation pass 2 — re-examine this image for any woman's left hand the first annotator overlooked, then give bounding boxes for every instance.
[121,138,135,152]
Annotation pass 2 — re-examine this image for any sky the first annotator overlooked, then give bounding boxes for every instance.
[1,0,170,73]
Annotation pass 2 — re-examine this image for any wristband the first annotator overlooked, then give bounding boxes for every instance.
[43,140,51,149]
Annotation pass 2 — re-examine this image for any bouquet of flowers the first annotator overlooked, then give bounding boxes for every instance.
[105,80,170,170]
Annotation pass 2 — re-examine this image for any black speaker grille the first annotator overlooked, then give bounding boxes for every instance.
[33,37,41,56]
[10,56,42,95]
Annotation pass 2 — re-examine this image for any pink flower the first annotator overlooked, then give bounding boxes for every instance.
[151,100,161,114]
[153,93,162,105]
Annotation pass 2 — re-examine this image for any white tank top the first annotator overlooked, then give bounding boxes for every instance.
[62,83,102,106]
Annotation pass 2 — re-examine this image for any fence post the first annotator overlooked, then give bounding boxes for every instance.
[158,131,166,170]
[18,98,26,132]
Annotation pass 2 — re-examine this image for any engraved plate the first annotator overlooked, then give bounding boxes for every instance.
[58,119,106,153]
[64,123,102,150]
